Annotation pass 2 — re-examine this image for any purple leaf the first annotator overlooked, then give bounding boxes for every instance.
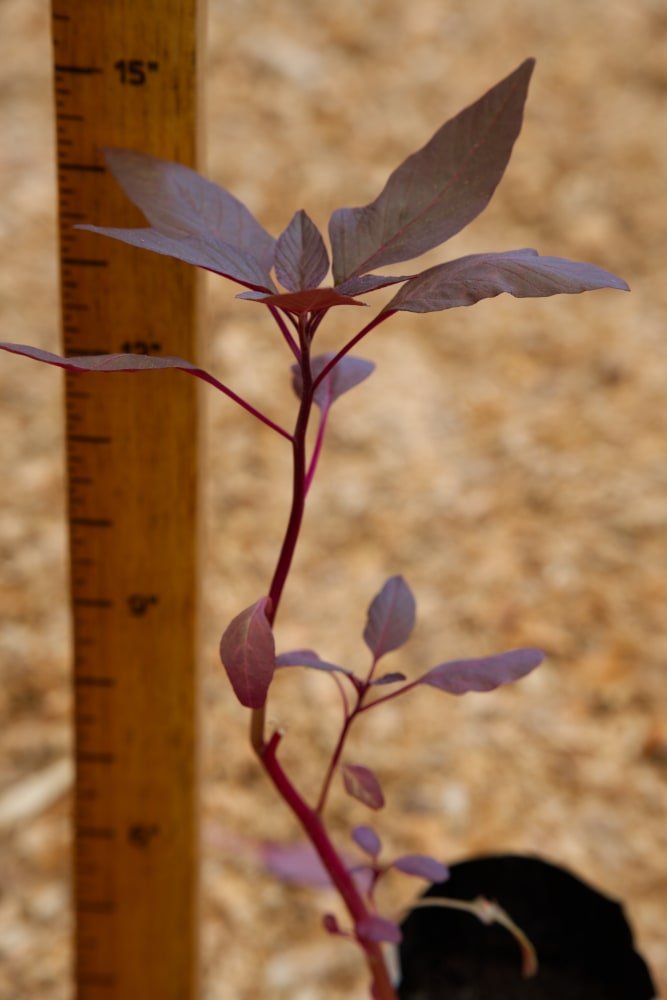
[392,854,449,882]
[363,575,416,660]
[218,598,275,708]
[336,273,412,296]
[384,248,630,313]
[0,343,291,440]
[262,841,332,888]
[370,671,407,686]
[357,914,402,944]
[79,225,276,292]
[275,210,330,291]
[342,764,385,810]
[291,353,375,411]
[0,342,203,376]
[275,648,354,679]
[262,840,373,895]
[237,287,364,314]
[352,825,382,858]
[418,647,544,696]
[329,59,534,283]
[78,148,276,291]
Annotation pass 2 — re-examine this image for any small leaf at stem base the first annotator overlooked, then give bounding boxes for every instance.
[352,825,382,858]
[342,764,385,810]
[392,854,449,883]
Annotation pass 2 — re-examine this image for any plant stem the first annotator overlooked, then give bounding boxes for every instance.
[246,314,397,997]
[266,324,312,621]
[267,304,301,360]
[316,704,356,814]
[305,407,329,494]
[262,733,397,1000]
[311,311,395,394]
[192,366,292,440]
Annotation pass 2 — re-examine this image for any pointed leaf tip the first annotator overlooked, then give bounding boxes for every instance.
[384,249,629,314]
[419,647,544,696]
[78,149,277,292]
[363,575,416,660]
[342,764,385,810]
[219,598,275,708]
[103,147,276,273]
[275,210,330,291]
[329,59,535,283]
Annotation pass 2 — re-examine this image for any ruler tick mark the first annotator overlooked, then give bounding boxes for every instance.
[76,752,116,765]
[55,64,103,75]
[59,163,106,174]
[63,257,108,268]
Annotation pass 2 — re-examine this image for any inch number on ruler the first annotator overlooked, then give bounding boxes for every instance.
[113,59,160,86]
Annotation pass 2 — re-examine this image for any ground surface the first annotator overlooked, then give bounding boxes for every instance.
[0,0,665,997]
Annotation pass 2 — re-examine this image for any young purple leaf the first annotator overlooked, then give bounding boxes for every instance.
[352,825,382,859]
[418,647,544,695]
[237,287,364,314]
[218,598,275,708]
[357,914,402,945]
[78,148,277,291]
[363,575,416,661]
[275,210,330,291]
[323,913,344,936]
[342,764,385,810]
[329,59,534,283]
[370,671,407,686]
[262,841,333,888]
[275,648,355,679]
[392,854,449,883]
[383,248,630,313]
[291,353,375,411]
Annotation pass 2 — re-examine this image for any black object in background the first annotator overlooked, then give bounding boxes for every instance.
[398,854,656,999]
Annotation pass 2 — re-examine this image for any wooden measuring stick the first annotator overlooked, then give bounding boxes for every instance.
[51,3,203,996]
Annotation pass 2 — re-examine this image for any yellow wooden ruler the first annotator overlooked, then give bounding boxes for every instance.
[51,3,203,995]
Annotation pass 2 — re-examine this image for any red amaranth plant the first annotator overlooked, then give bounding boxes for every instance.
[1,59,628,998]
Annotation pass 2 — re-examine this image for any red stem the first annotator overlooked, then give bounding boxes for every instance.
[250,310,397,999]
[262,733,396,999]
[316,705,355,813]
[311,310,395,394]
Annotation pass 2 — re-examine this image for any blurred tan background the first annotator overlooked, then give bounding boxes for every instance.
[1,0,665,997]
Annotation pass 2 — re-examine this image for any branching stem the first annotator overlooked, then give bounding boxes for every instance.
[247,310,398,999]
